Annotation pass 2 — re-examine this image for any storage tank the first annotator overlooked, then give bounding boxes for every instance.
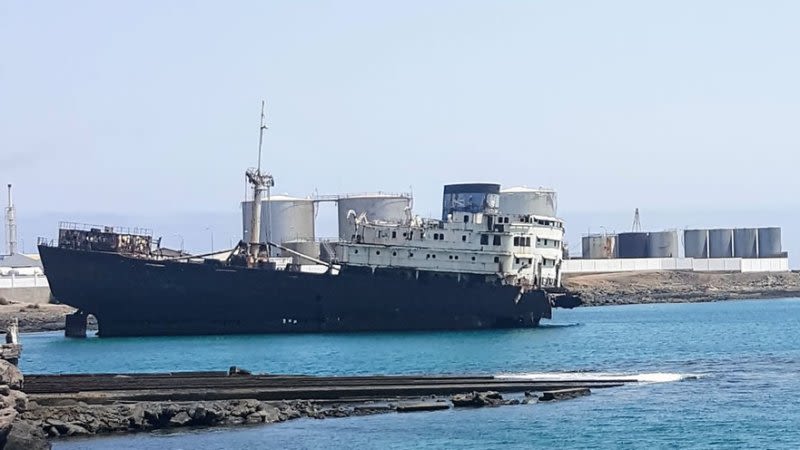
[648,231,679,258]
[733,228,758,258]
[757,227,782,258]
[499,187,557,217]
[683,229,709,258]
[581,234,617,259]
[708,228,734,258]
[441,183,500,221]
[617,232,649,258]
[242,195,316,253]
[338,194,411,240]
[281,239,321,265]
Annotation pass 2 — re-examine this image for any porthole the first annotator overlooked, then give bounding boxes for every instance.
[354,249,359,254]
[392,251,397,256]
[471,256,476,261]
[376,250,381,255]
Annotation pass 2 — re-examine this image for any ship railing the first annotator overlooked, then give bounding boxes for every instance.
[312,192,413,202]
[37,237,56,247]
[58,221,153,237]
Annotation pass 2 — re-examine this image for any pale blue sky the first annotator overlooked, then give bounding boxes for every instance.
[2,1,799,258]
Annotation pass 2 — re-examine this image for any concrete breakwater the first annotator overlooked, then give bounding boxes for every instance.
[21,372,623,440]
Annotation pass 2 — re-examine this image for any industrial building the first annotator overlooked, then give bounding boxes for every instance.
[569,226,789,274]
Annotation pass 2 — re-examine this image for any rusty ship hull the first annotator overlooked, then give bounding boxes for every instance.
[38,245,568,337]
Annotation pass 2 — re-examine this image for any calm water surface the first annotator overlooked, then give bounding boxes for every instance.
[22,298,798,449]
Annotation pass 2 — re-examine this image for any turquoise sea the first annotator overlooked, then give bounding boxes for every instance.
[21,298,800,449]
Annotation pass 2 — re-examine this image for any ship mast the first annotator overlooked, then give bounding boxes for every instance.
[246,101,275,258]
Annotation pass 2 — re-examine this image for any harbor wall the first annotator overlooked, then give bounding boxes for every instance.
[562,257,790,274]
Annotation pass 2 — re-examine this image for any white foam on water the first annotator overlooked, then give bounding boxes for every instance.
[494,372,702,383]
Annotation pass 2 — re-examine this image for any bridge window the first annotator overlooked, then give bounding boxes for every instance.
[464,215,470,223]
[480,235,489,245]
[392,231,396,238]
[462,235,467,242]
[493,235,501,246]
[494,256,500,263]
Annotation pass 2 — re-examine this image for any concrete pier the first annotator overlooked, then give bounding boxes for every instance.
[64,312,87,338]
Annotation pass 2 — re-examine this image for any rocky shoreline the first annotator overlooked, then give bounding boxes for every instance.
[22,390,536,441]
[562,271,800,307]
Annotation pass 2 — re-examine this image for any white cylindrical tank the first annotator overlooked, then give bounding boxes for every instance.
[733,228,758,258]
[499,187,557,217]
[242,195,315,249]
[684,229,709,258]
[337,194,411,241]
[648,231,679,258]
[708,229,734,258]
[581,234,617,259]
[282,239,321,265]
[757,227,782,258]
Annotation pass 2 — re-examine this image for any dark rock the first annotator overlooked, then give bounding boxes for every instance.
[245,412,265,423]
[64,423,90,436]
[539,387,591,402]
[2,389,28,412]
[0,385,10,396]
[231,399,259,417]
[189,404,207,423]
[5,420,51,450]
[228,366,252,376]
[128,404,146,429]
[257,404,281,423]
[169,411,192,427]
[451,391,505,407]
[0,360,23,390]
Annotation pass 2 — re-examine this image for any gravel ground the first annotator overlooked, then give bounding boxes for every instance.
[563,270,800,306]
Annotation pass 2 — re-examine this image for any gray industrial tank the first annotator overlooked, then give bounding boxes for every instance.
[499,187,557,217]
[648,231,679,258]
[617,232,649,258]
[281,239,321,265]
[757,227,782,258]
[581,234,617,259]
[683,229,709,258]
[242,195,316,253]
[733,228,758,258]
[708,228,734,258]
[337,194,411,241]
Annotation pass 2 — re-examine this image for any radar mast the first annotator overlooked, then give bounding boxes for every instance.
[246,101,275,258]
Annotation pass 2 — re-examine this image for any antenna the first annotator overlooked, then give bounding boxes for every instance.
[257,100,267,172]
[632,208,642,232]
